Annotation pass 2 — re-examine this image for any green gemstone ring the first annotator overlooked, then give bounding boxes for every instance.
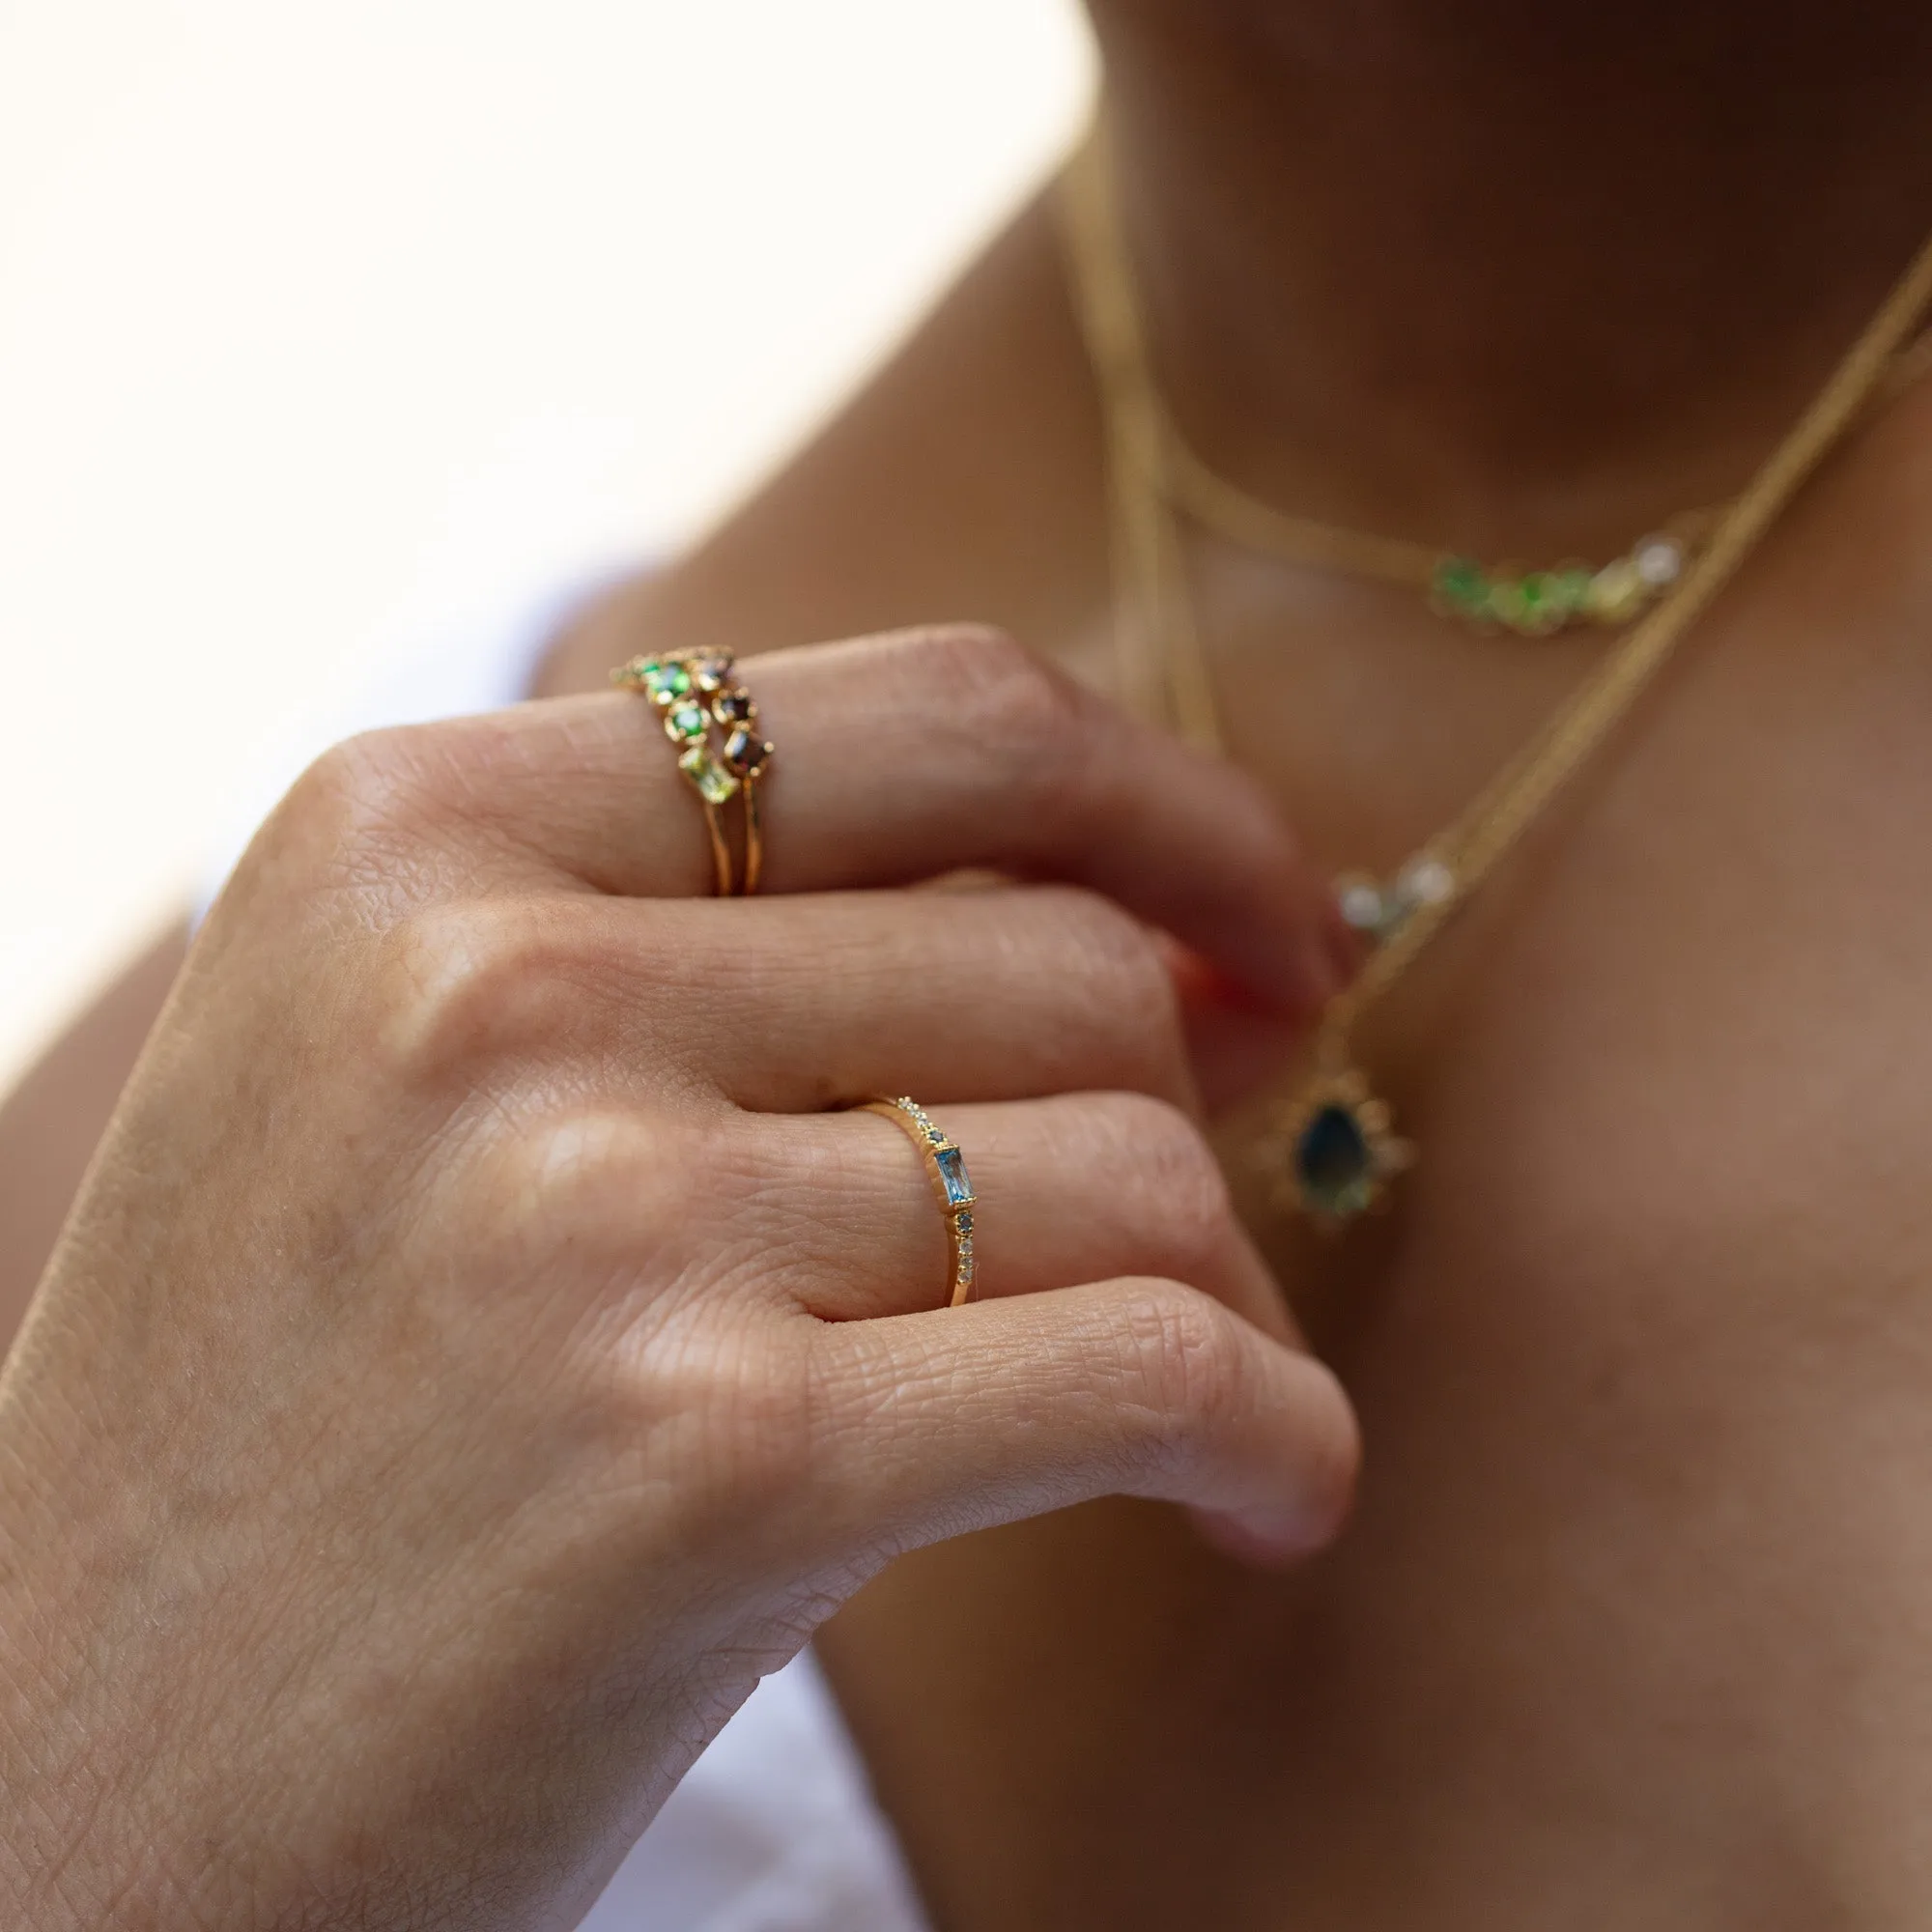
[612,650,775,896]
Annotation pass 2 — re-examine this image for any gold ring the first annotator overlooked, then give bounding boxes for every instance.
[612,652,776,895]
[705,659,775,896]
[855,1096,977,1307]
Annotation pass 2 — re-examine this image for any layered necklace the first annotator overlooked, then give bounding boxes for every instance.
[1060,126,1932,1228]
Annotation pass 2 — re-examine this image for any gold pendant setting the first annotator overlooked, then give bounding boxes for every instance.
[1271,1063,1414,1228]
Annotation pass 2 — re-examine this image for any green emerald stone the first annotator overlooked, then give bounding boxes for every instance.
[1294,1103,1377,1220]
[1513,573,1567,634]
[664,699,707,741]
[1488,577,1532,630]
[1553,567,1593,613]
[642,661,691,704]
[678,744,739,804]
[1433,555,1488,614]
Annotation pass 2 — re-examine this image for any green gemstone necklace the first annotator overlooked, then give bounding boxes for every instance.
[1164,420,1719,639]
[1061,122,1932,1228]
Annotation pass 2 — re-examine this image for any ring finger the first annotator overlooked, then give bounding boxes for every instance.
[723,1091,1293,1342]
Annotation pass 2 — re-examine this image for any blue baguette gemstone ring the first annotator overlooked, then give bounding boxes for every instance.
[855,1096,978,1308]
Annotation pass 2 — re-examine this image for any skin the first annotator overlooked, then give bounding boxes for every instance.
[9,0,1932,1924]
[0,636,1355,1927]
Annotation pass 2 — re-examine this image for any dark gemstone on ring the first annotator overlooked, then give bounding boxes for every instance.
[724,730,773,776]
[713,690,755,725]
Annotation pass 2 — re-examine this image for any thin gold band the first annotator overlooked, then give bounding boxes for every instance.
[856,1096,978,1308]
[743,772,767,896]
[696,795,733,897]
[703,653,775,896]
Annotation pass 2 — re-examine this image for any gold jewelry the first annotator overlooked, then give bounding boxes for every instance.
[1172,431,1719,637]
[1179,327,1932,639]
[612,652,775,895]
[701,659,776,895]
[1060,120,1932,1225]
[1059,130,1728,644]
[856,1096,978,1307]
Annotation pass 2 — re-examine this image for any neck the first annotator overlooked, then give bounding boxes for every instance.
[1093,0,1932,554]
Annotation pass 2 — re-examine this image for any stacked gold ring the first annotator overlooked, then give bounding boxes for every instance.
[855,1096,978,1308]
[613,652,776,895]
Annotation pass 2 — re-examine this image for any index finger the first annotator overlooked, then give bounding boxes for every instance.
[339,624,1352,1016]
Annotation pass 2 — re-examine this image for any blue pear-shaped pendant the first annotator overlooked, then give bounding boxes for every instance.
[1270,1056,1414,1228]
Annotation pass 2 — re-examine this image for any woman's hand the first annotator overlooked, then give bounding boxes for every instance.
[0,625,1358,1930]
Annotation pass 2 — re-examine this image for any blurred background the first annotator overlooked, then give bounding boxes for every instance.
[0,0,1094,1091]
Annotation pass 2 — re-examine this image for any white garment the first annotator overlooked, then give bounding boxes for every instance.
[582,1649,928,1932]
[195,571,930,1932]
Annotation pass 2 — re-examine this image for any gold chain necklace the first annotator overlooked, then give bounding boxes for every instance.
[1060,126,1932,1226]
[1167,429,1718,638]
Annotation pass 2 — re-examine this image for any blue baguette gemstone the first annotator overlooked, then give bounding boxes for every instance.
[934,1145,974,1208]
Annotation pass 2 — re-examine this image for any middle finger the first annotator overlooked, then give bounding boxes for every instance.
[551,885,1239,1113]
[670,884,1205,1113]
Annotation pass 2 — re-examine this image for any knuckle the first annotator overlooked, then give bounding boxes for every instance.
[901,619,1033,688]
[862,624,1110,838]
[1116,1281,1250,1464]
[1037,887,1178,1037]
[285,724,441,844]
[1096,1092,1236,1267]
[447,1105,766,1370]
[923,624,1086,759]
[468,1105,770,1331]
[482,1102,700,1246]
[373,897,605,1091]
[265,724,466,906]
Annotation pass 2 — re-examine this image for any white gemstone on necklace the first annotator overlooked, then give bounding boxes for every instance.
[1399,856,1456,907]
[1336,876,1388,932]
[1634,534,1685,587]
